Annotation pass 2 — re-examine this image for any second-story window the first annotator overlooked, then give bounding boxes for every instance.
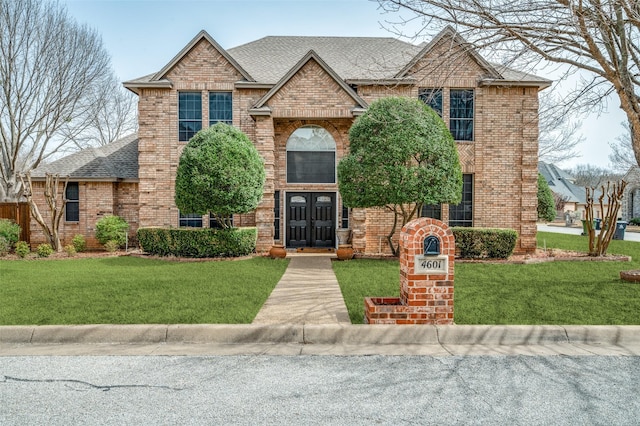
[418,88,443,117]
[209,92,232,126]
[450,89,474,141]
[179,92,202,142]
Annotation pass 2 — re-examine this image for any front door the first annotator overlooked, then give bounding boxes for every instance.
[286,192,335,248]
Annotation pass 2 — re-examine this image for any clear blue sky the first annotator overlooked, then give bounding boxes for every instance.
[62,0,624,170]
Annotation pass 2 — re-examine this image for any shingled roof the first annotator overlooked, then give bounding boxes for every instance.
[227,36,420,83]
[31,134,139,180]
[124,28,551,90]
[539,161,587,204]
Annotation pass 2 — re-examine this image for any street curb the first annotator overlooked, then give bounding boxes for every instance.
[2,324,640,346]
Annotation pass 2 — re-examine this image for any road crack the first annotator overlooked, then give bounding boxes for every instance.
[1,375,183,392]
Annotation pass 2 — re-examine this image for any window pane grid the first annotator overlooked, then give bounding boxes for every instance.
[209,213,233,229]
[418,88,443,116]
[65,182,79,222]
[421,204,442,220]
[450,89,474,141]
[179,92,202,141]
[209,92,232,125]
[449,174,473,227]
[341,205,349,229]
[274,191,281,240]
[179,212,203,228]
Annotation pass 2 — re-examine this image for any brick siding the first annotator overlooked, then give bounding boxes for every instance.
[53,31,542,255]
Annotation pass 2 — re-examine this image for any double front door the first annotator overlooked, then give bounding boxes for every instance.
[286,192,335,248]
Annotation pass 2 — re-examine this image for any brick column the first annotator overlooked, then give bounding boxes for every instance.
[365,217,455,325]
[254,115,275,253]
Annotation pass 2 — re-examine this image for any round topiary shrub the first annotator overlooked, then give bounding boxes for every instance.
[72,234,86,252]
[36,243,54,258]
[103,240,119,252]
[15,241,30,258]
[95,215,129,247]
[63,244,77,257]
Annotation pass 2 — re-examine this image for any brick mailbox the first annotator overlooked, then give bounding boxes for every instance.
[365,217,455,325]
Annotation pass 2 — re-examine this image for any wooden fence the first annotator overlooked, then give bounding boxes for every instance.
[0,202,30,243]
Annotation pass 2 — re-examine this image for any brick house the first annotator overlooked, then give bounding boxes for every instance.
[30,27,550,253]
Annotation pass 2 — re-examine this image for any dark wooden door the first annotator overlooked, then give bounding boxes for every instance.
[286,193,335,248]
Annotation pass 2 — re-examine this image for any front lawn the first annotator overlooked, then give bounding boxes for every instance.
[333,232,640,324]
[0,256,289,325]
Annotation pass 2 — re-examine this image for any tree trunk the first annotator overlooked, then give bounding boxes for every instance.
[19,173,68,251]
[585,181,627,257]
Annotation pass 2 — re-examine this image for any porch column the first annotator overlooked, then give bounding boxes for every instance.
[254,115,275,253]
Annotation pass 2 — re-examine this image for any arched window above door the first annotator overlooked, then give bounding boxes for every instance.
[286,125,336,183]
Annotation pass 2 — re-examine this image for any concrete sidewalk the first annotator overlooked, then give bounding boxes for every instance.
[252,254,350,325]
[2,324,640,356]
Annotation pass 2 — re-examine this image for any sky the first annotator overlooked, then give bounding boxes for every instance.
[61,0,627,170]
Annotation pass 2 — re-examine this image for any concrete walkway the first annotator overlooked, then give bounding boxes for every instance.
[252,254,351,325]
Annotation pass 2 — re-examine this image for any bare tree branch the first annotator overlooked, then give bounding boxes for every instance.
[538,91,584,163]
[378,0,640,166]
[608,121,637,172]
[0,0,115,201]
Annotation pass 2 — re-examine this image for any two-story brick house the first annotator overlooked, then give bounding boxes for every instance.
[30,27,550,254]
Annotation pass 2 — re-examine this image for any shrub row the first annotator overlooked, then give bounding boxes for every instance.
[452,227,518,259]
[137,227,257,258]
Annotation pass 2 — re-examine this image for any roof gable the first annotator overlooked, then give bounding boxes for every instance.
[250,50,368,115]
[153,30,254,83]
[396,26,501,80]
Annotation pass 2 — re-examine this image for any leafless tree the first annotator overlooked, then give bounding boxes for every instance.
[585,180,627,256]
[70,75,138,149]
[377,0,640,167]
[19,172,68,251]
[553,192,570,212]
[538,91,584,164]
[569,163,620,187]
[0,0,113,201]
[608,122,636,172]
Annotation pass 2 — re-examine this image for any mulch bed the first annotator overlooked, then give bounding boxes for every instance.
[456,248,631,264]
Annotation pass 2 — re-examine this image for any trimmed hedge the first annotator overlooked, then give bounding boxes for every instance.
[137,227,257,258]
[452,227,518,259]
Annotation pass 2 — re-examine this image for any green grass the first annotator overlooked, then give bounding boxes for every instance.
[333,232,640,325]
[0,256,289,325]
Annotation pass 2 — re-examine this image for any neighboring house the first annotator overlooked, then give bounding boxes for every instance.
[538,161,608,220]
[30,27,550,253]
[622,167,640,221]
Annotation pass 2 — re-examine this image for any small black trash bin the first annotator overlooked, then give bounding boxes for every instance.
[613,221,628,240]
[595,218,602,230]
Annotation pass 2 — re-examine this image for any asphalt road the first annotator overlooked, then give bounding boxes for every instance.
[2,355,640,425]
